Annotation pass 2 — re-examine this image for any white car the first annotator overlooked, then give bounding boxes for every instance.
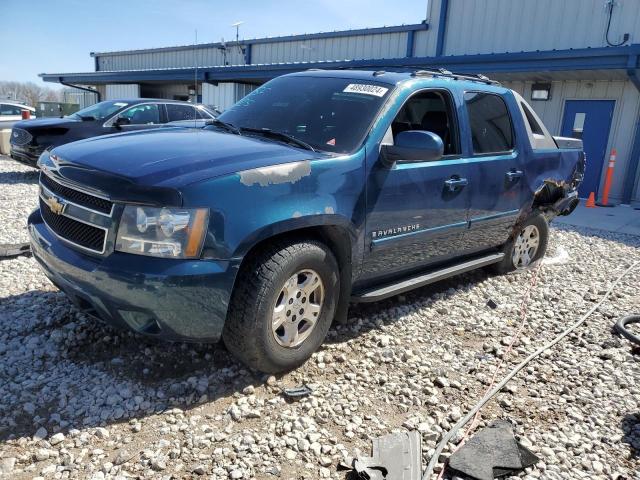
[0,101,36,129]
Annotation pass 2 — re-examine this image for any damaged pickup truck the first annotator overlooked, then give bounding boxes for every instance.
[28,70,583,372]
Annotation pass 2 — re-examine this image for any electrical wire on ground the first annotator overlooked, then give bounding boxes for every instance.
[436,261,543,480]
[423,260,640,480]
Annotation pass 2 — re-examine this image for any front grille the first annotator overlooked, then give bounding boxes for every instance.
[10,127,32,146]
[40,198,106,253]
[41,174,113,215]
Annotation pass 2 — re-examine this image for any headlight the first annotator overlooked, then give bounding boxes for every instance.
[37,149,53,169]
[116,205,209,259]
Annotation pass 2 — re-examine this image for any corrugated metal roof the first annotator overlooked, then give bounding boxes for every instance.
[41,44,640,85]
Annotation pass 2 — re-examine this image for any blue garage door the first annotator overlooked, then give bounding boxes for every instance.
[561,100,615,198]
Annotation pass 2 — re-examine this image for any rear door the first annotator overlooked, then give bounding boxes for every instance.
[165,103,199,123]
[362,88,472,281]
[462,91,529,252]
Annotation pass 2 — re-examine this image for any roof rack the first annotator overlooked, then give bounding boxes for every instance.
[411,68,501,86]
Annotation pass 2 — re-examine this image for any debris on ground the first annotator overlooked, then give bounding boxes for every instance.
[0,243,30,259]
[339,430,421,480]
[615,314,640,345]
[448,420,538,480]
[282,384,313,400]
[542,246,570,266]
[486,299,498,310]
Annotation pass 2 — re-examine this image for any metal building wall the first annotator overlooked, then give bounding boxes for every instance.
[62,90,98,109]
[504,79,640,204]
[251,32,408,64]
[95,30,416,71]
[442,0,640,55]
[414,0,441,56]
[97,47,245,71]
[105,84,140,100]
[202,83,257,111]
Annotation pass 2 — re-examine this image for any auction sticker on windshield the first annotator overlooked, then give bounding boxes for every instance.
[343,84,389,97]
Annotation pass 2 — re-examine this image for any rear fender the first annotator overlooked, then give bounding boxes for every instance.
[526,149,585,216]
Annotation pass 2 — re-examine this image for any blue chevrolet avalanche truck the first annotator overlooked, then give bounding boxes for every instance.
[28,70,584,372]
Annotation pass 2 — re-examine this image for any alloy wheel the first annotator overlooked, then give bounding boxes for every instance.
[272,269,324,348]
[512,225,540,269]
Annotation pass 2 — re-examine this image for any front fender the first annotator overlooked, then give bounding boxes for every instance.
[232,213,358,259]
[180,150,367,262]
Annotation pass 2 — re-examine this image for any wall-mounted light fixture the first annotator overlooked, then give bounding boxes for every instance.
[531,83,552,101]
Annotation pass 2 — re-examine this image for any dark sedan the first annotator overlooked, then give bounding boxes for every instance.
[9,99,216,167]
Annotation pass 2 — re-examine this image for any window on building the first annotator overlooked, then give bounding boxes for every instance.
[166,104,198,122]
[120,104,161,124]
[390,89,460,156]
[464,92,514,154]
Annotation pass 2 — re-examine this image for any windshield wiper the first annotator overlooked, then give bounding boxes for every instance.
[239,127,316,152]
[204,119,241,135]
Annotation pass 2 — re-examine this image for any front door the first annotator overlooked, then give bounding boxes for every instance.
[561,100,614,198]
[109,103,164,133]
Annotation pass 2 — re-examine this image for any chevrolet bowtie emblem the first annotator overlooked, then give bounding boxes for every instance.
[44,194,66,215]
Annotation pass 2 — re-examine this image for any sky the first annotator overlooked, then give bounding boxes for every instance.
[0,0,428,87]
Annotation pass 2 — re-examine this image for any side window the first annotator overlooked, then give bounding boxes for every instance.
[166,104,197,122]
[0,104,22,116]
[194,107,212,119]
[390,90,460,156]
[517,96,557,150]
[521,102,543,135]
[464,92,514,155]
[120,104,161,125]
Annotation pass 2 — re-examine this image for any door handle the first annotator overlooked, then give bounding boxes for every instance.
[444,177,468,191]
[506,170,523,182]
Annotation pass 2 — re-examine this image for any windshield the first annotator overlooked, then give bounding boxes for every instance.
[68,101,128,120]
[217,76,392,153]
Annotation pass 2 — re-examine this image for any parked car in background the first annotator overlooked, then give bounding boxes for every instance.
[9,99,216,167]
[28,70,584,373]
[0,101,36,129]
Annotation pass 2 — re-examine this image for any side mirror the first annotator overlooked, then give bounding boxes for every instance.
[381,130,444,164]
[114,116,130,128]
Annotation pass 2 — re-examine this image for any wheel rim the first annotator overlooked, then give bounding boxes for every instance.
[512,225,540,269]
[272,269,324,348]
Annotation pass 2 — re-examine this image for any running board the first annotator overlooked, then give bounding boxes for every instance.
[351,252,504,303]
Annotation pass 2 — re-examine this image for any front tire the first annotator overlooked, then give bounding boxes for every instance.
[223,240,339,373]
[493,211,549,274]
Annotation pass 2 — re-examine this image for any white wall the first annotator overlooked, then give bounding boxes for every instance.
[505,79,640,204]
[202,83,256,111]
[105,84,140,100]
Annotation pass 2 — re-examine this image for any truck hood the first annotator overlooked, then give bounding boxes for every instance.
[50,128,325,190]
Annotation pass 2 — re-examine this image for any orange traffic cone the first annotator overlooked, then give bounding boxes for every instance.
[585,192,596,208]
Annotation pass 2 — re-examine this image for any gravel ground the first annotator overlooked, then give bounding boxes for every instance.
[0,155,639,480]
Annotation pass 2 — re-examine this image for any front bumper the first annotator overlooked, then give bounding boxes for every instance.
[28,209,240,342]
[10,144,43,167]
